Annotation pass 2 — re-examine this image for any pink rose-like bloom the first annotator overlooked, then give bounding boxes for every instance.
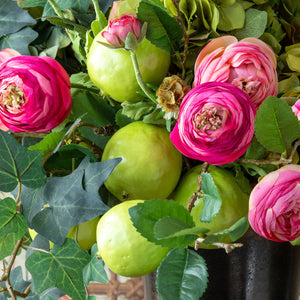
[101,14,142,47]
[0,49,21,131]
[292,99,300,121]
[249,164,300,242]
[170,82,256,165]
[0,55,72,132]
[193,36,278,109]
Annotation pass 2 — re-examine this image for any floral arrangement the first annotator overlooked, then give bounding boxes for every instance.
[0,0,299,299]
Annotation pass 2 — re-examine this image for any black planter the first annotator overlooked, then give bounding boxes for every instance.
[197,228,300,300]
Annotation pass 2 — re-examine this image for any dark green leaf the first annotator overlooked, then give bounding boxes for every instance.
[137,0,183,53]
[0,267,31,300]
[156,248,208,300]
[0,197,16,231]
[200,172,222,223]
[28,157,120,245]
[83,244,109,285]
[0,131,46,192]
[129,199,196,248]
[115,109,134,128]
[26,233,52,259]
[0,0,36,37]
[254,96,300,153]
[0,232,22,261]
[43,0,92,17]
[0,26,38,55]
[26,239,90,300]
[18,0,47,8]
[202,217,248,245]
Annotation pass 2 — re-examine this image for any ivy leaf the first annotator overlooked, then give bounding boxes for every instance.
[0,197,17,231]
[0,26,38,55]
[200,172,222,223]
[0,0,36,37]
[26,239,90,300]
[254,96,300,153]
[83,244,109,286]
[0,266,31,300]
[156,248,208,300]
[27,158,120,245]
[137,0,183,53]
[0,232,22,261]
[0,130,46,192]
[129,199,196,248]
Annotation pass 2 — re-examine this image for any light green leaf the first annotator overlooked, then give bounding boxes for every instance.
[156,248,208,300]
[200,172,222,223]
[254,96,300,153]
[121,100,155,121]
[217,2,245,31]
[26,239,90,300]
[0,130,46,192]
[154,217,209,240]
[129,199,196,248]
[0,232,21,261]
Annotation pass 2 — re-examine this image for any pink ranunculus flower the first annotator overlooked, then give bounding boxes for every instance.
[0,49,21,131]
[193,36,278,110]
[292,99,300,121]
[170,82,256,165]
[101,14,142,47]
[0,55,72,132]
[249,164,300,242]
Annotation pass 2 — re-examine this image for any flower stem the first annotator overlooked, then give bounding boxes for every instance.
[129,50,157,105]
[47,0,64,18]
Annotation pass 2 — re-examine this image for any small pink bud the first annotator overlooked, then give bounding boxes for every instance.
[101,15,142,48]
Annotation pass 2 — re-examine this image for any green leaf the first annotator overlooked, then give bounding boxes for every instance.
[217,2,245,31]
[231,8,268,39]
[121,100,155,120]
[200,172,222,223]
[202,217,248,245]
[43,0,92,17]
[0,197,17,231]
[0,0,36,37]
[115,109,134,128]
[129,199,196,248]
[154,216,209,240]
[0,266,31,300]
[0,26,38,55]
[156,248,208,300]
[83,244,109,285]
[137,0,184,53]
[254,96,300,153]
[25,157,120,245]
[26,239,90,300]
[0,203,27,238]
[28,132,64,157]
[0,232,22,261]
[0,131,46,192]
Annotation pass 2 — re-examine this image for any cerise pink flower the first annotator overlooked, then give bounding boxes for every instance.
[0,55,72,132]
[102,14,142,47]
[170,82,256,165]
[292,99,300,121]
[249,164,300,242]
[193,36,278,109]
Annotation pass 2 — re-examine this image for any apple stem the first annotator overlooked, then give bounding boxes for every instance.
[129,50,158,105]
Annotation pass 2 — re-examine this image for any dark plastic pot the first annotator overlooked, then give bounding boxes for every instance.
[197,228,300,300]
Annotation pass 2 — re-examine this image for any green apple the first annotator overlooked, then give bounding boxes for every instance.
[101,121,182,201]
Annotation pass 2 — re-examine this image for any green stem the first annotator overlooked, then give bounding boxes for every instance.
[129,50,157,105]
[91,0,102,25]
[47,0,64,18]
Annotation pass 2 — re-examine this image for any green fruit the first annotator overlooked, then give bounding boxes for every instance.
[29,216,100,251]
[172,165,249,248]
[96,200,169,277]
[87,31,170,102]
[101,121,182,201]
